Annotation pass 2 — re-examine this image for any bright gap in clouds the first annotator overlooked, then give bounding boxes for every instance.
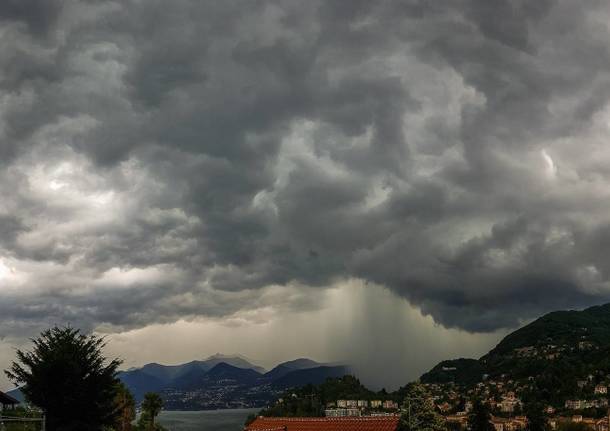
[0,260,10,281]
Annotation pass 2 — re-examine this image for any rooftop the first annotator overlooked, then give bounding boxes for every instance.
[0,391,19,405]
[246,416,400,431]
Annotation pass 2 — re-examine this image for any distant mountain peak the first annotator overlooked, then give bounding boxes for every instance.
[118,355,351,407]
[204,352,258,362]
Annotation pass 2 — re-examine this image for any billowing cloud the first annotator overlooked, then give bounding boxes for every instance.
[2,0,610,353]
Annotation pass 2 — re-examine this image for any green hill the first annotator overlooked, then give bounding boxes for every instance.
[421,302,610,407]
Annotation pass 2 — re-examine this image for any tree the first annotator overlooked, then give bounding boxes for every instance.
[140,392,164,431]
[524,402,548,431]
[399,383,445,431]
[556,422,591,431]
[468,399,495,431]
[111,383,136,431]
[4,326,122,431]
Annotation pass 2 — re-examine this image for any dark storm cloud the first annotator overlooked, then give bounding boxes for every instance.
[2,0,610,337]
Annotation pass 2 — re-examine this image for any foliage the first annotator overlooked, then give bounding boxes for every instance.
[134,411,167,431]
[467,399,494,431]
[110,382,136,431]
[0,406,43,431]
[398,383,445,431]
[524,401,549,431]
[139,393,164,431]
[245,413,257,426]
[556,422,592,431]
[257,375,377,417]
[486,304,610,357]
[420,359,485,386]
[422,302,610,409]
[134,412,166,431]
[4,326,122,431]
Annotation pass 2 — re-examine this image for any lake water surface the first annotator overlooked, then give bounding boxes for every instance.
[156,408,260,431]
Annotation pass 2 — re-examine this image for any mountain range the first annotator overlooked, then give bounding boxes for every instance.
[116,354,350,409]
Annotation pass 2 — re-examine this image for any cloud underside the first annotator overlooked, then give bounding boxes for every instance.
[2,0,610,336]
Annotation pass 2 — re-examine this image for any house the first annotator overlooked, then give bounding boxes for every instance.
[371,400,382,408]
[490,416,527,431]
[246,416,400,431]
[550,417,609,431]
[325,408,361,417]
[565,400,585,410]
[445,415,468,429]
[337,400,348,408]
[358,400,369,408]
[595,385,608,395]
[382,401,398,410]
[500,393,521,413]
[0,390,19,411]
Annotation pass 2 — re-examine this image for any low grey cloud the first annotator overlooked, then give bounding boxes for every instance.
[1,0,610,345]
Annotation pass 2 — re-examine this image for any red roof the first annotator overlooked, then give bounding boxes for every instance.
[246,417,400,431]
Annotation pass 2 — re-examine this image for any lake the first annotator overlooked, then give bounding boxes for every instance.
[156,408,260,431]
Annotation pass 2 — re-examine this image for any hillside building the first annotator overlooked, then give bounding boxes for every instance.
[0,391,19,411]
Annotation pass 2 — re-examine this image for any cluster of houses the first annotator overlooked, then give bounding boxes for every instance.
[422,370,610,431]
[425,371,610,418]
[325,400,400,417]
[446,414,610,431]
[563,384,609,411]
[445,414,528,431]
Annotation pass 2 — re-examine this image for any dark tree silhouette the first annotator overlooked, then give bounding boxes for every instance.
[467,399,495,431]
[141,392,164,431]
[4,326,122,431]
[112,382,136,431]
[524,402,549,431]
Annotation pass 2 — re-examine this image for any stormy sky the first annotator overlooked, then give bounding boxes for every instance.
[2,0,610,390]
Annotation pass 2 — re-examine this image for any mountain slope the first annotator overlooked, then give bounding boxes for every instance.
[485,303,610,358]
[204,362,262,384]
[421,302,610,405]
[272,365,350,388]
[202,354,266,374]
[264,358,323,380]
[420,358,484,386]
[118,354,265,393]
[118,369,166,401]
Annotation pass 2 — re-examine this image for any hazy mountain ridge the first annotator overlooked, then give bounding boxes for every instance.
[116,355,350,409]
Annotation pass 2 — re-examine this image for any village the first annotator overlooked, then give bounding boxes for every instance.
[312,373,610,431]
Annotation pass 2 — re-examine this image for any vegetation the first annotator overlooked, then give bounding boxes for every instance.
[110,382,136,431]
[467,399,494,431]
[420,359,484,386]
[136,392,165,431]
[257,375,376,417]
[254,377,447,431]
[0,406,43,431]
[556,422,593,431]
[398,383,444,431]
[422,303,610,410]
[524,401,549,431]
[4,326,123,431]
